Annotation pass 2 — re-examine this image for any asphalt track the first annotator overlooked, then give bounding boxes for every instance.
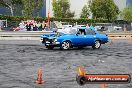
[0,40,132,88]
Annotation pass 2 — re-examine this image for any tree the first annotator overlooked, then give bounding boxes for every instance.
[0,0,43,17]
[0,0,22,16]
[21,0,43,17]
[89,0,119,21]
[33,0,43,16]
[0,0,6,6]
[80,4,90,18]
[52,0,74,18]
[120,6,132,21]
[66,10,75,18]
[52,0,62,17]
[21,0,35,17]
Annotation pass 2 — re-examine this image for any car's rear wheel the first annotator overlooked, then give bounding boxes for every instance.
[46,46,54,50]
[92,40,101,49]
[61,41,71,50]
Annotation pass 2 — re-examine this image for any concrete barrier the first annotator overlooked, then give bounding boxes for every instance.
[0,31,53,40]
[0,31,132,40]
[106,32,132,40]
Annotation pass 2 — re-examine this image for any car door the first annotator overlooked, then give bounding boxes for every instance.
[85,29,96,45]
[71,34,86,46]
[76,28,88,45]
[77,34,87,45]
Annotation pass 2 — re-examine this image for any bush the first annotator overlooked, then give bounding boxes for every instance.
[0,15,109,27]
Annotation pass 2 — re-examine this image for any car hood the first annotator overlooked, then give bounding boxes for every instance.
[41,33,66,39]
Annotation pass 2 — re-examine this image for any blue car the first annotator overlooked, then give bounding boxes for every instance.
[40,27,108,50]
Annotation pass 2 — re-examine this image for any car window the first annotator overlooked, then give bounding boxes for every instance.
[86,29,96,35]
[81,26,86,27]
[77,29,86,35]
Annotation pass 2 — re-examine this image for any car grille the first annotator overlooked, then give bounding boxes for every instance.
[46,39,55,44]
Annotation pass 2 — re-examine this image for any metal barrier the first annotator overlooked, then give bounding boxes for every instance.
[0,31,132,40]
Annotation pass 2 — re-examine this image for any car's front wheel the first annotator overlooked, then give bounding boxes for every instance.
[61,41,71,50]
[92,40,101,49]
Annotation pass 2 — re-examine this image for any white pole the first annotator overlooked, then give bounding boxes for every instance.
[6,19,7,27]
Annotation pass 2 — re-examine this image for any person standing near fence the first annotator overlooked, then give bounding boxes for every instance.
[36,22,42,31]
[0,20,3,31]
[42,21,45,31]
[26,22,31,31]
[33,21,38,31]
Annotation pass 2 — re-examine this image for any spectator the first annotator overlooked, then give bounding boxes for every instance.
[0,26,1,31]
[37,22,42,31]
[42,21,46,31]
[44,23,47,29]
[19,21,25,28]
[86,24,89,29]
[26,22,31,31]
[0,20,3,31]
[53,22,57,32]
[33,21,38,31]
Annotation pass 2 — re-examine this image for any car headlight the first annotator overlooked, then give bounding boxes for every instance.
[54,39,57,42]
[40,38,43,42]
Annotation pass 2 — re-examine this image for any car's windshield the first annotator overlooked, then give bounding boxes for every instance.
[56,32,65,37]
[60,27,78,34]
[58,27,98,35]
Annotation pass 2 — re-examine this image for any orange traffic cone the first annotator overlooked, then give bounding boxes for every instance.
[35,68,45,84]
[102,84,106,88]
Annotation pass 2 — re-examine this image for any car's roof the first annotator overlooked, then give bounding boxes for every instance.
[78,27,86,29]
[74,25,86,27]
[63,25,72,27]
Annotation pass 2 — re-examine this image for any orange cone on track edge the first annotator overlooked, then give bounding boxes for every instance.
[102,84,106,88]
[35,68,45,84]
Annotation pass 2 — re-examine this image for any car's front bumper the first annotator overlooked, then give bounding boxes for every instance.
[101,39,109,44]
[40,38,43,42]
[45,41,61,46]
[40,38,61,46]
[45,41,60,44]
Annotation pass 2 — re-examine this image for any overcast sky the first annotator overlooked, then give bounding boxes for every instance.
[69,0,88,18]
[114,0,126,10]
[46,0,127,18]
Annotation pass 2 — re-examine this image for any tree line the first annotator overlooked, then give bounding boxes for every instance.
[0,0,43,17]
[0,0,132,21]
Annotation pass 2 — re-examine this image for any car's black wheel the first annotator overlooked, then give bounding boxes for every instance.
[46,46,54,50]
[61,41,71,50]
[42,39,45,43]
[92,40,101,49]
[42,38,48,44]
